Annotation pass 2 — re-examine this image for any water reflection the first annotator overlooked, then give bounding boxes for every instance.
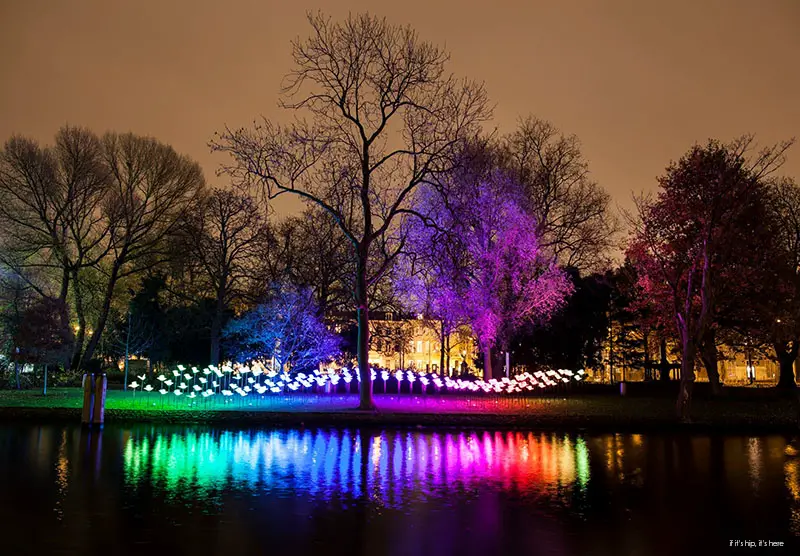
[786,458,800,535]
[122,428,591,507]
[2,424,799,555]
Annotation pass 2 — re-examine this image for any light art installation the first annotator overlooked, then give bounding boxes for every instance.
[125,361,585,408]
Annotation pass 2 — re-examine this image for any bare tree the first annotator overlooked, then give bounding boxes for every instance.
[101,309,155,366]
[286,206,352,315]
[80,133,205,364]
[245,218,297,301]
[502,117,618,271]
[213,12,489,409]
[0,127,111,363]
[179,188,268,365]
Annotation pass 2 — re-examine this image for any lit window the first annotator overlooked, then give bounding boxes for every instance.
[416,341,422,353]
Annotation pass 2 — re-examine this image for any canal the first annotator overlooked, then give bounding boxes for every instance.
[0,424,797,554]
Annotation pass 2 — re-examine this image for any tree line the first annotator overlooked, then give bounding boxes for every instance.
[0,12,796,421]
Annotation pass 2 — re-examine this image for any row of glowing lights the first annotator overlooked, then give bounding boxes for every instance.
[127,362,585,399]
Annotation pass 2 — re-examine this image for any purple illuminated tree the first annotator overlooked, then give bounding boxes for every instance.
[222,285,341,373]
[213,13,489,409]
[404,149,573,380]
[393,249,464,374]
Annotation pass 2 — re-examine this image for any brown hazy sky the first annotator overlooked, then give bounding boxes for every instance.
[1,0,798,220]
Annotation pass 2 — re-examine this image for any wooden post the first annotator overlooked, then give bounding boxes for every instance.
[81,373,94,426]
[91,373,107,427]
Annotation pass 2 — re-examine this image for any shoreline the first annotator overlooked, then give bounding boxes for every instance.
[2,405,799,434]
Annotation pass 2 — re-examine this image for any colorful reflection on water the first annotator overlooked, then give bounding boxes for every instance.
[3,424,800,555]
[123,428,591,505]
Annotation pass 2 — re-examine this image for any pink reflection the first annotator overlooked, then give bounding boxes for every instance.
[122,428,586,508]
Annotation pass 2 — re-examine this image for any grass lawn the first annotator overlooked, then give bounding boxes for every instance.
[1,387,798,431]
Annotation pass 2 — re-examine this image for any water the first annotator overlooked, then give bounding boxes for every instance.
[0,424,798,555]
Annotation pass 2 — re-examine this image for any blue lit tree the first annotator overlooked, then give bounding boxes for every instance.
[222,285,341,373]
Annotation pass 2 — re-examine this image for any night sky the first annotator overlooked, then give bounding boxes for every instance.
[1,0,798,219]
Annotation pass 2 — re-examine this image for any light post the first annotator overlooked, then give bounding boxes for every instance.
[123,288,135,391]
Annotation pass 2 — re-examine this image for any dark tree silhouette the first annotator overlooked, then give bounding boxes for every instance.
[284,206,352,316]
[516,269,611,373]
[13,296,74,394]
[177,188,267,365]
[501,117,618,272]
[728,177,800,390]
[80,133,205,364]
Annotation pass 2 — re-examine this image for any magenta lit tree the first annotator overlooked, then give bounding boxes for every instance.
[628,137,791,420]
[404,153,573,380]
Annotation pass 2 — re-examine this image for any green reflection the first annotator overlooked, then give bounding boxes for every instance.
[576,437,590,490]
[122,428,597,506]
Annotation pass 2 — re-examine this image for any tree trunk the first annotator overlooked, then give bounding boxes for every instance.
[700,329,722,396]
[659,337,671,382]
[482,341,493,381]
[445,335,451,376]
[775,341,799,390]
[677,340,696,422]
[81,261,122,363]
[209,281,226,367]
[643,330,651,381]
[355,257,374,410]
[70,269,86,371]
[439,321,446,376]
[58,268,72,351]
[608,320,614,385]
[42,364,48,396]
[58,267,70,305]
[14,359,20,390]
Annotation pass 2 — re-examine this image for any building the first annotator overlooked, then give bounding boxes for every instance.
[367,311,477,375]
[591,331,790,386]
